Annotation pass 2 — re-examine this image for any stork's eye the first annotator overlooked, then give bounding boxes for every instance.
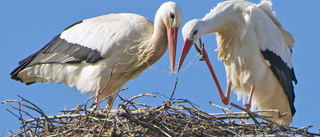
[193,30,198,36]
[169,12,175,19]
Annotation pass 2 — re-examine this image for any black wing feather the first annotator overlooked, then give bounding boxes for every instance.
[261,49,297,116]
[11,21,104,83]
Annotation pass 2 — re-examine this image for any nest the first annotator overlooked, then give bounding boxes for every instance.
[3,91,319,137]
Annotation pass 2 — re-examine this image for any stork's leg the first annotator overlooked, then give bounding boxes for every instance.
[244,86,255,110]
[93,89,101,109]
[106,92,118,109]
[204,54,231,105]
[223,81,232,105]
[194,40,231,105]
[94,89,118,109]
[240,86,255,124]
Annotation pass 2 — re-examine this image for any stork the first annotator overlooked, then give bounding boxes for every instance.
[177,0,297,126]
[10,2,183,109]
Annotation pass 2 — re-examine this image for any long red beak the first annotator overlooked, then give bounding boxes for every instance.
[167,27,178,74]
[177,39,193,72]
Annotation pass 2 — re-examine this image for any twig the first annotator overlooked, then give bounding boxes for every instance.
[209,101,233,113]
[230,103,285,129]
[169,78,178,101]
[5,109,22,121]
[174,99,200,108]
[2,100,42,115]
[153,92,170,99]
[127,93,156,103]
[17,95,53,132]
[3,101,36,120]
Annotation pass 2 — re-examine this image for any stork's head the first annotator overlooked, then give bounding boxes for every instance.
[177,19,204,72]
[156,1,183,74]
[177,1,250,72]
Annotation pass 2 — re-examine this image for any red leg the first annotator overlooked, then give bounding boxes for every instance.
[223,81,232,105]
[202,48,231,105]
[240,86,255,124]
[106,94,116,109]
[93,89,101,109]
[243,86,255,110]
[94,89,118,109]
[106,91,119,109]
[94,89,117,109]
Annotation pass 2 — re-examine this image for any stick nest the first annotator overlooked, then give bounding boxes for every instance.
[3,93,319,137]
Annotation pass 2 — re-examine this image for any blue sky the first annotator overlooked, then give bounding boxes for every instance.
[1,0,319,135]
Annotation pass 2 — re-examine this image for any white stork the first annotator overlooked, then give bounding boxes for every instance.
[177,0,297,126]
[10,2,183,109]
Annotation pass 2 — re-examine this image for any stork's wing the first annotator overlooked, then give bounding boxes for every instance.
[254,3,297,116]
[11,13,154,82]
[260,49,297,116]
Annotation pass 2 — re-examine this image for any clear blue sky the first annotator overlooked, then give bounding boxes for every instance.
[1,0,319,135]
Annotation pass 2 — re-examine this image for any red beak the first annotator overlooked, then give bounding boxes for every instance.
[167,27,178,74]
[177,39,193,73]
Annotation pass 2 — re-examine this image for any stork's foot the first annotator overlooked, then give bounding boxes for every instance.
[239,103,251,124]
[193,38,206,61]
[243,103,251,110]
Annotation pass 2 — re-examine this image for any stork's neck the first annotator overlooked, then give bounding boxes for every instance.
[202,16,243,61]
[151,18,168,52]
[153,15,168,41]
[136,19,168,68]
[202,16,221,35]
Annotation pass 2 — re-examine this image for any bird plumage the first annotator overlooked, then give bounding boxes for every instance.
[178,0,296,126]
[11,2,183,108]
